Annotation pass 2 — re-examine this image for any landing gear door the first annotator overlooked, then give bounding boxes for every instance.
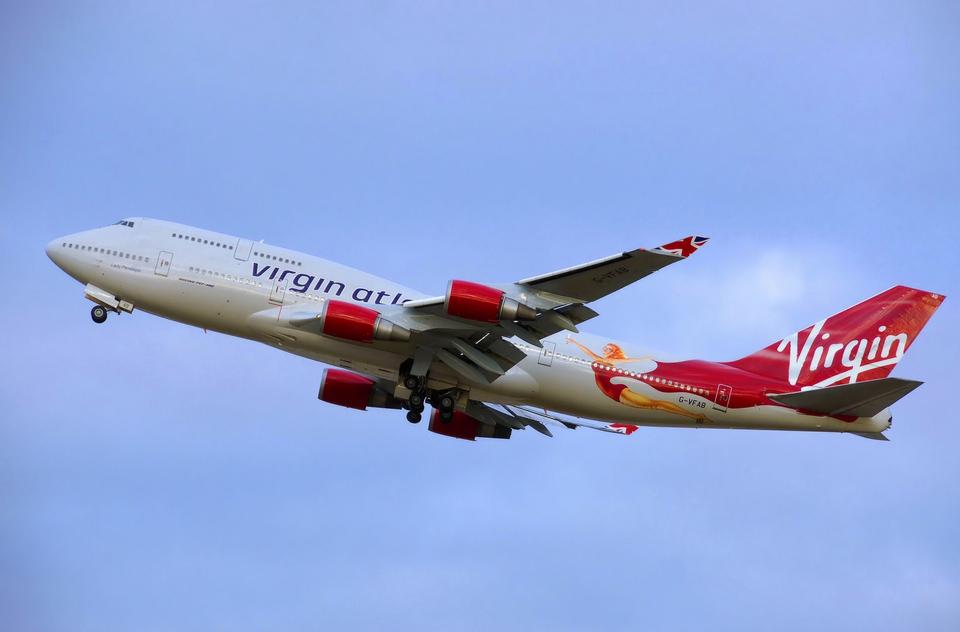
[269,280,287,305]
[538,340,556,367]
[155,251,173,277]
[713,384,732,412]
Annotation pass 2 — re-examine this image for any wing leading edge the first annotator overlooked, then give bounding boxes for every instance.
[518,235,709,303]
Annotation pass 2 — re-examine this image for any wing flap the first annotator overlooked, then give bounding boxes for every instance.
[527,304,600,338]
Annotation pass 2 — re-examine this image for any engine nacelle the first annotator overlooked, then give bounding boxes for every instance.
[444,280,536,323]
[319,300,410,343]
[318,368,402,410]
[428,410,512,441]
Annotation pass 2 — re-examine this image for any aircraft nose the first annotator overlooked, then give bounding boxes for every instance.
[46,237,69,270]
[46,238,60,262]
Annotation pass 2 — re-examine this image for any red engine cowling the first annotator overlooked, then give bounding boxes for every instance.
[318,368,376,410]
[428,410,512,441]
[444,280,536,323]
[318,368,403,410]
[320,300,410,343]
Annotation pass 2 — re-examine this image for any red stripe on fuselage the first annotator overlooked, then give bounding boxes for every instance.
[589,358,851,418]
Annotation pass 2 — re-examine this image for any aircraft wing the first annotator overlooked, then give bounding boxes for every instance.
[388,236,708,383]
[287,235,707,386]
[516,235,710,303]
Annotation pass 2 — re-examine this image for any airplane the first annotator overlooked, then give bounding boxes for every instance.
[46,218,944,442]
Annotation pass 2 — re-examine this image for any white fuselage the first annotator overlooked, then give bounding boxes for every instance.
[47,218,891,436]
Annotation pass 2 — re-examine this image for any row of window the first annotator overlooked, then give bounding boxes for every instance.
[185,266,331,300]
[188,266,261,287]
[515,342,712,398]
[61,242,150,264]
[552,351,591,366]
[593,362,711,397]
[114,220,135,227]
[254,250,302,267]
[171,232,304,267]
[172,233,233,250]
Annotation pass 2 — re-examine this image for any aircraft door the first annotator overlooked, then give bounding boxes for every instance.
[713,384,732,412]
[155,251,173,277]
[538,340,556,366]
[234,238,253,261]
[269,279,287,305]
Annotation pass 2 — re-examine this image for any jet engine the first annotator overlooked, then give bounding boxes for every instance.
[428,410,512,441]
[319,300,410,343]
[318,368,402,410]
[444,280,536,323]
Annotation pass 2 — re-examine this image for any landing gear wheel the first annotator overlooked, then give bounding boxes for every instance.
[408,392,424,409]
[439,409,454,423]
[406,410,422,424]
[403,375,421,391]
[91,305,108,324]
[437,394,456,412]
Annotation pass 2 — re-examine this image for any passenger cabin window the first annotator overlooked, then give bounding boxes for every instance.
[252,250,301,266]
[178,233,236,252]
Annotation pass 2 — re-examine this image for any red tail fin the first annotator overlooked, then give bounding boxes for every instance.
[725,286,945,388]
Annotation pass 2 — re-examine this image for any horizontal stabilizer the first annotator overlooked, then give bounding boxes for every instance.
[851,432,890,441]
[768,377,922,418]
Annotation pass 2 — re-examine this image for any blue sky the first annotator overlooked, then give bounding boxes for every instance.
[2,2,959,630]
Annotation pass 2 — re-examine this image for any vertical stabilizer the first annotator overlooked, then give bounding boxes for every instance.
[725,286,944,387]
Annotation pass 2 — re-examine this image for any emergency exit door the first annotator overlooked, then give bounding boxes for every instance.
[154,251,173,277]
[234,238,253,261]
[713,384,732,412]
[269,280,287,305]
[538,340,556,366]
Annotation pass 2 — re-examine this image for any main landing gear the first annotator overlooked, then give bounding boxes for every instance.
[436,393,456,423]
[91,305,109,324]
[401,374,458,424]
[404,375,425,424]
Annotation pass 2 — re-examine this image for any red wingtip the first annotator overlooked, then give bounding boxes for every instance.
[654,235,709,258]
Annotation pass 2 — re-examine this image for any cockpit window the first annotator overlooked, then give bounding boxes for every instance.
[114,220,135,228]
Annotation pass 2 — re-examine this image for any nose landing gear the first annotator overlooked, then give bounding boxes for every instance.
[91,305,109,324]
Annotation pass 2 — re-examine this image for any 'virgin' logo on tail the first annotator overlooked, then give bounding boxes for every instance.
[778,320,908,387]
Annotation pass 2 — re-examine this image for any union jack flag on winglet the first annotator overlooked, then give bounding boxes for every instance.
[654,235,709,258]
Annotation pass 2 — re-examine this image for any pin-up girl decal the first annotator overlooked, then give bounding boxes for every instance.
[566,337,705,421]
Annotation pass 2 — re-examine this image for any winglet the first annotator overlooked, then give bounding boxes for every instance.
[653,235,709,258]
